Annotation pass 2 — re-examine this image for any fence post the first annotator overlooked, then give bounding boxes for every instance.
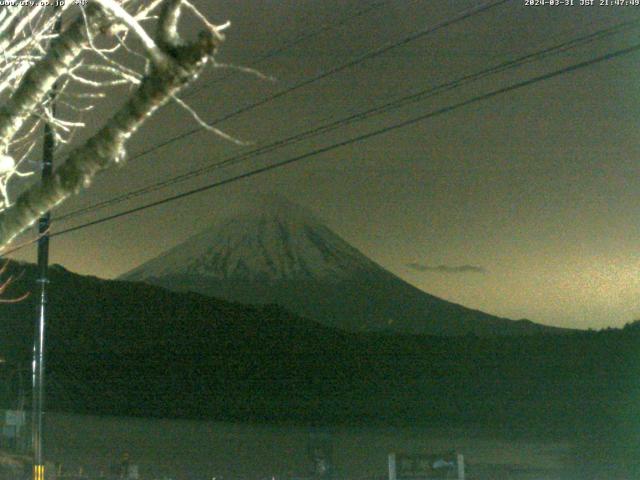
[456,454,465,480]
[387,453,396,480]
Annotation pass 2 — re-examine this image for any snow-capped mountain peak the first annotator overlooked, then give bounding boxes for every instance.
[122,195,560,336]
[124,195,380,283]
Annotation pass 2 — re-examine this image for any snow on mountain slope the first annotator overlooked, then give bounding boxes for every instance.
[125,195,382,283]
[122,195,563,336]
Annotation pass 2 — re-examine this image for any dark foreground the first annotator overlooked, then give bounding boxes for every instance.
[3,413,579,480]
[0,264,638,478]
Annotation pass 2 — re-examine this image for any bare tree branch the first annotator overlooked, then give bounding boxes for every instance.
[0,259,29,302]
[0,4,111,152]
[0,2,223,249]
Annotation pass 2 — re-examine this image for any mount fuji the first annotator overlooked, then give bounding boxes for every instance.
[122,196,562,336]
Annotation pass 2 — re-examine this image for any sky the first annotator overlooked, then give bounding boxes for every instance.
[8,0,640,330]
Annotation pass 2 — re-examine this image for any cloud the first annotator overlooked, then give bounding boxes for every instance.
[407,263,486,274]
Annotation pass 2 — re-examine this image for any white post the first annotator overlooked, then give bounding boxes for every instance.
[457,453,465,480]
[388,453,397,480]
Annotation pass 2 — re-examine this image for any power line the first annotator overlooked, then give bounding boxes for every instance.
[47,42,640,241]
[183,0,390,99]
[123,0,511,163]
[56,18,640,223]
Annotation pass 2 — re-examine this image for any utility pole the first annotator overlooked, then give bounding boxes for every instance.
[32,12,60,480]
[32,103,53,480]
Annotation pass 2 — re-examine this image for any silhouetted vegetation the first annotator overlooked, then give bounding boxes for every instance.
[0,262,637,477]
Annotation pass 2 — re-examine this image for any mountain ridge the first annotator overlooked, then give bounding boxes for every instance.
[122,196,568,336]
